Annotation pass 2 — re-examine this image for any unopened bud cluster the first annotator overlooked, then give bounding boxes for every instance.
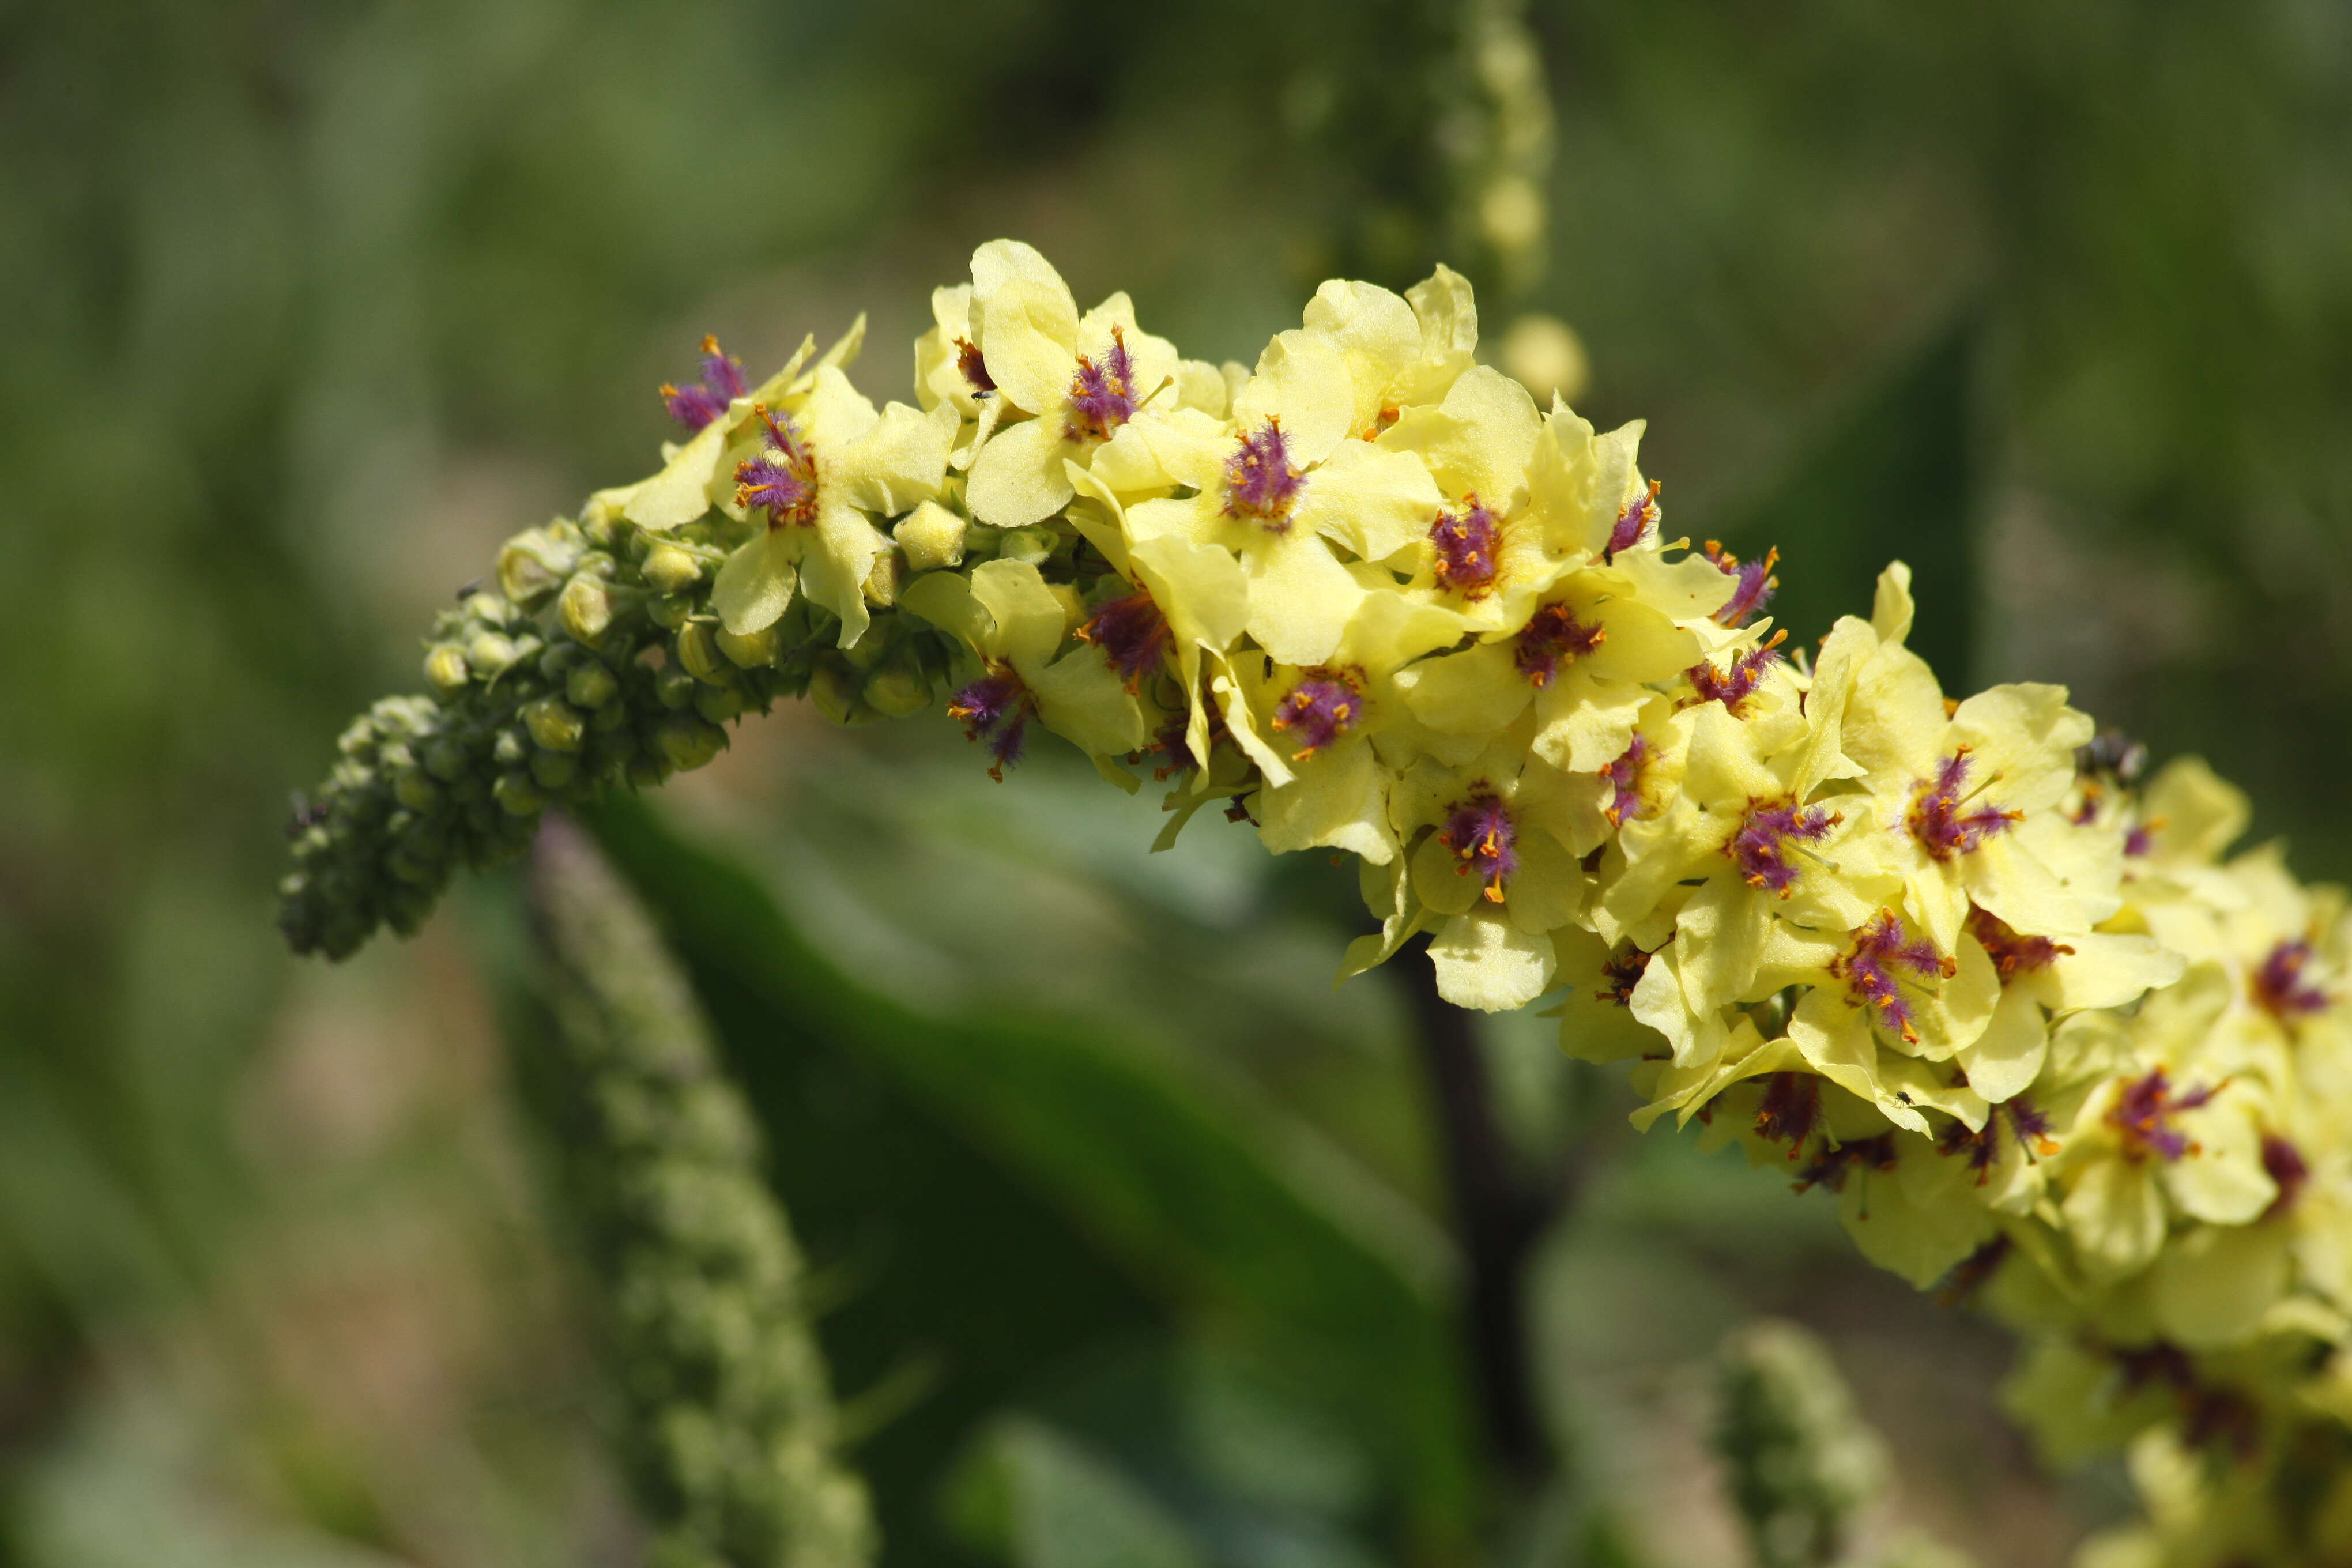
[284,243,2352,1561]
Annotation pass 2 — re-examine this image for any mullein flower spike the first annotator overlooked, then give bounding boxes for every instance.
[285,242,2352,1564]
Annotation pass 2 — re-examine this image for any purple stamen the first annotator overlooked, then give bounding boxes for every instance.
[1795,1133,1897,1193]
[733,405,819,526]
[1726,796,1841,899]
[1440,790,1518,903]
[1685,632,1786,715]
[1513,601,1608,687]
[1606,479,1660,557]
[1223,419,1305,526]
[1907,747,2024,860]
[1966,907,2075,986]
[1270,669,1363,757]
[1600,733,1652,826]
[2123,822,2157,858]
[2007,1098,2061,1157]
[2108,1066,2223,1163]
[1429,496,1500,598]
[947,662,1034,782]
[956,336,996,395]
[1938,1119,2002,1185]
[1596,944,1650,1006]
[2253,938,2330,1023]
[661,335,749,431]
[2262,1134,2309,1219]
[1075,589,1170,691]
[1755,1072,1822,1156]
[1703,540,1779,627]
[1831,909,1957,1045]
[1065,326,1138,441]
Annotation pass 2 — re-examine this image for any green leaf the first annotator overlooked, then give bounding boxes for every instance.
[946,1416,1208,1568]
[588,796,1483,1559]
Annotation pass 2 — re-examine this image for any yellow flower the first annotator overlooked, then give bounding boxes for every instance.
[712,367,958,649]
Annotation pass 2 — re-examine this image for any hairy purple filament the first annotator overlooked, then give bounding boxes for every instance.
[1908,747,2023,860]
[1270,669,1363,757]
[1938,1099,2059,1186]
[1685,631,1786,715]
[1833,909,1956,1045]
[947,663,1033,782]
[1597,944,1650,1006]
[1796,1132,1897,1192]
[661,335,748,431]
[2263,1134,2310,1219]
[955,336,996,395]
[2007,1098,2060,1156]
[1601,734,1652,826]
[1223,419,1304,526]
[1727,796,1841,899]
[1441,790,1518,903]
[1075,589,1170,691]
[1514,602,1607,687]
[1065,326,1137,440]
[1755,1072,1822,1156]
[2123,822,2157,858]
[1966,907,2074,986]
[734,406,819,526]
[2253,938,2330,1022]
[1704,540,1779,627]
[2109,1066,2223,1162]
[1429,496,1500,597]
[1607,479,1660,557]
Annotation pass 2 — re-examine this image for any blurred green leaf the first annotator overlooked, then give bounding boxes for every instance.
[946,1416,1208,1568]
[588,795,1483,1559]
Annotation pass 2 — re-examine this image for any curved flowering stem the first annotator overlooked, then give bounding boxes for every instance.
[285,241,2352,1563]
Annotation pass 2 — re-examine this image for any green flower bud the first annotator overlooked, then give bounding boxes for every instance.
[650,593,693,631]
[560,576,615,647]
[461,591,512,625]
[424,643,470,695]
[394,770,443,812]
[494,728,530,768]
[642,544,703,594]
[657,715,727,771]
[627,753,670,790]
[655,662,698,711]
[862,547,902,609]
[423,736,470,782]
[806,662,864,726]
[530,749,579,789]
[840,620,892,671]
[862,664,931,718]
[590,700,630,733]
[567,662,620,710]
[693,684,748,725]
[525,698,586,753]
[468,631,521,677]
[997,526,1053,566]
[676,621,730,685]
[495,772,548,816]
[497,527,582,604]
[893,499,966,572]
[717,624,778,670]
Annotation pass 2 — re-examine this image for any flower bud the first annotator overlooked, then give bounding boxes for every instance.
[642,543,703,593]
[560,576,615,646]
[650,593,693,631]
[718,624,778,670]
[394,770,442,812]
[494,772,548,816]
[567,663,620,710]
[424,644,470,695]
[862,548,902,609]
[525,698,586,753]
[626,753,669,790]
[493,728,530,768]
[530,749,579,789]
[461,591,512,625]
[657,715,727,771]
[497,529,581,604]
[655,663,698,711]
[676,621,730,685]
[422,737,470,782]
[894,500,966,572]
[862,664,931,718]
[693,684,747,725]
[997,526,1053,566]
[807,662,864,726]
[468,631,521,677]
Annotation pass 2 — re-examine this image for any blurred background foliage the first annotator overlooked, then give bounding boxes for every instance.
[4,0,2351,1563]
